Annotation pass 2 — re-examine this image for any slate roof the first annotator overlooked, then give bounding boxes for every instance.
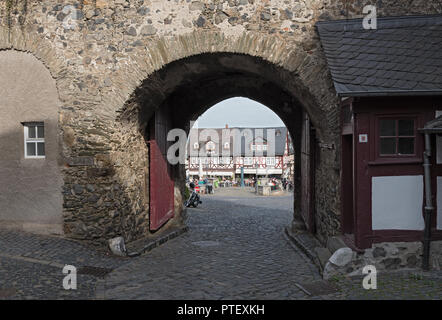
[316,14,442,97]
[187,127,288,156]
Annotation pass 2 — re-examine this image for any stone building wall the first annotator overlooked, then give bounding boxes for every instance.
[0,0,441,244]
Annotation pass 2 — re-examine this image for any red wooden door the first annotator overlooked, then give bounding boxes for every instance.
[149,109,174,231]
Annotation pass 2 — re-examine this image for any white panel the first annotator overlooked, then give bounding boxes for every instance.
[436,177,442,230]
[437,136,442,164]
[372,176,424,230]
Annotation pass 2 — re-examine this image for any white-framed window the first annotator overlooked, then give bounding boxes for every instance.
[256,144,262,151]
[251,144,256,151]
[266,157,275,166]
[262,144,268,151]
[193,142,199,150]
[24,122,45,158]
[244,157,253,165]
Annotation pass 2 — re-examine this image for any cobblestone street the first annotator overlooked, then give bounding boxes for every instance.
[102,188,322,299]
[0,188,441,300]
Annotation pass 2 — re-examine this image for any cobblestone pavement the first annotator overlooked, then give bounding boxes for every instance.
[1,187,441,299]
[323,271,442,300]
[0,228,129,299]
[102,188,442,300]
[102,188,323,299]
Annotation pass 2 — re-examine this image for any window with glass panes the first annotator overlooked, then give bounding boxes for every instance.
[378,118,415,156]
[24,122,45,158]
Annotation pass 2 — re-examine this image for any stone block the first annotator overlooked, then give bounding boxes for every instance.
[314,247,332,269]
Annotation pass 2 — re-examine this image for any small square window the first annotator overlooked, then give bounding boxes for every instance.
[24,122,45,158]
[378,118,415,156]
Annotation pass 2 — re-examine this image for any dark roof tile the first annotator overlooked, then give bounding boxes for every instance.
[316,14,442,96]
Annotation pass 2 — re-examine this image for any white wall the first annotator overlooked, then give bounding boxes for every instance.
[372,175,424,230]
[0,50,63,235]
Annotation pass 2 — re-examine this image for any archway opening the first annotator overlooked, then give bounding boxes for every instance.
[130,53,320,235]
[183,96,298,231]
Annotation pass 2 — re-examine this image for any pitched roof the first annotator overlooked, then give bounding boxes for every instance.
[316,14,442,97]
[187,127,288,156]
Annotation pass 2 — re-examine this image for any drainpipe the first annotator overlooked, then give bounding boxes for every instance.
[422,133,433,271]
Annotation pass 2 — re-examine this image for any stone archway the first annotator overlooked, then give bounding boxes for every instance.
[54,31,341,245]
[104,42,341,245]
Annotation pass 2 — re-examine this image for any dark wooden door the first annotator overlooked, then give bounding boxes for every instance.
[300,113,315,232]
[149,108,174,231]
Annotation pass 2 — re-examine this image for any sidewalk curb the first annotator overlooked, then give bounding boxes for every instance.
[284,226,322,272]
[126,225,189,257]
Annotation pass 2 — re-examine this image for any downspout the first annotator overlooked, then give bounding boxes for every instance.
[422,133,433,271]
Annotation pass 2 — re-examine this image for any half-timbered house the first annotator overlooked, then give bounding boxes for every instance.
[185,126,294,181]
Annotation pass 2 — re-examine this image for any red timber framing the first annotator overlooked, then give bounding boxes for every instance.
[342,96,442,249]
[148,108,175,231]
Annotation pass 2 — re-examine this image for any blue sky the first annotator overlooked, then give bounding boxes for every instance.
[195,97,285,128]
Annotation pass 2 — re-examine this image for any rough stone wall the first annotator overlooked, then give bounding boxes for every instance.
[61,105,150,243]
[0,0,441,244]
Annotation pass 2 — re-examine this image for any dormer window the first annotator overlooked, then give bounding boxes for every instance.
[251,142,267,151]
[206,141,215,151]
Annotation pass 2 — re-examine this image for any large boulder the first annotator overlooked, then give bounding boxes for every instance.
[329,247,354,267]
[322,247,355,280]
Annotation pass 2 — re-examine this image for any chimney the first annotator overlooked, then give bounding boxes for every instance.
[225,124,228,129]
